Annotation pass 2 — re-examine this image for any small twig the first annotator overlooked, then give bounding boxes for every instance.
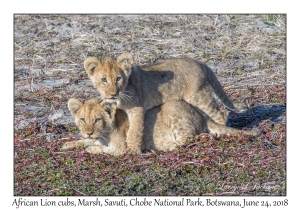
[72,188,86,196]
[203,193,214,196]
[214,15,219,26]
[150,150,157,155]
[47,189,60,194]
[18,139,30,141]
[182,161,204,166]
[30,77,34,92]
[237,163,246,167]
[49,68,68,72]
[52,152,70,154]
[44,32,59,48]
[139,152,153,156]
[186,142,200,148]
[219,191,236,195]
[225,162,237,176]
[223,83,285,90]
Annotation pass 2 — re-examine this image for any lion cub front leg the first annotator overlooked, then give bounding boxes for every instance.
[125,107,145,154]
[62,139,101,150]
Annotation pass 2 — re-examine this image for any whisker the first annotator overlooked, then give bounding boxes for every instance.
[122,91,134,95]
[121,93,132,101]
[125,94,133,98]
[119,94,128,102]
[99,135,109,141]
[120,94,128,101]
[120,94,131,102]
[123,96,131,101]
[122,92,133,97]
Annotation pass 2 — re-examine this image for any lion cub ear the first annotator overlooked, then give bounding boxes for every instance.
[68,98,83,116]
[100,101,117,118]
[84,57,101,76]
[117,53,133,73]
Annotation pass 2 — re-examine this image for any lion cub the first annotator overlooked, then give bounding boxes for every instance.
[62,98,260,156]
[84,53,247,154]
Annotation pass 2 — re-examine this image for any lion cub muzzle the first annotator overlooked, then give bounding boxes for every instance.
[86,131,94,138]
[81,127,95,139]
[107,91,119,100]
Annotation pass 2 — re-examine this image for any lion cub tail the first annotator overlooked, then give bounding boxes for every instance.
[206,119,261,137]
[206,66,248,113]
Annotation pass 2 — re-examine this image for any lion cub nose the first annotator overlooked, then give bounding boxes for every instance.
[110,93,117,97]
[86,132,93,137]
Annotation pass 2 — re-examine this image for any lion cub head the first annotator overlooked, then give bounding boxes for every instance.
[83,53,133,102]
[68,98,117,139]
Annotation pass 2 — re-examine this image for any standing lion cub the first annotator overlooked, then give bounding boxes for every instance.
[62,98,260,156]
[84,53,247,154]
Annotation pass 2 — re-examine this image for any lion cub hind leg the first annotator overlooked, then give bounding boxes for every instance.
[186,90,227,125]
[156,101,202,151]
[62,139,99,150]
[169,123,197,149]
[207,120,261,137]
[149,123,183,151]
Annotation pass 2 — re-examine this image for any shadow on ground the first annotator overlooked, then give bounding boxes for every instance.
[227,104,286,129]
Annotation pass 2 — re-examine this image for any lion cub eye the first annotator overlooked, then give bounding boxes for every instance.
[101,78,107,83]
[80,118,86,123]
[116,77,122,82]
[95,118,102,123]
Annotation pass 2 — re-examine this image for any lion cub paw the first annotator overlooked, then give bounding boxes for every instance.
[85,146,105,154]
[126,147,142,155]
[62,142,83,150]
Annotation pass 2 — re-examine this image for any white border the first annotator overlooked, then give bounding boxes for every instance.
[3,0,297,209]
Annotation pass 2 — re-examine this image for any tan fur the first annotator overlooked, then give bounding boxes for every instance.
[83,53,247,154]
[62,98,261,156]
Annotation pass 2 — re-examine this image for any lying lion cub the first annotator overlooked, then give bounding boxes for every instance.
[62,98,260,156]
[84,53,247,154]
